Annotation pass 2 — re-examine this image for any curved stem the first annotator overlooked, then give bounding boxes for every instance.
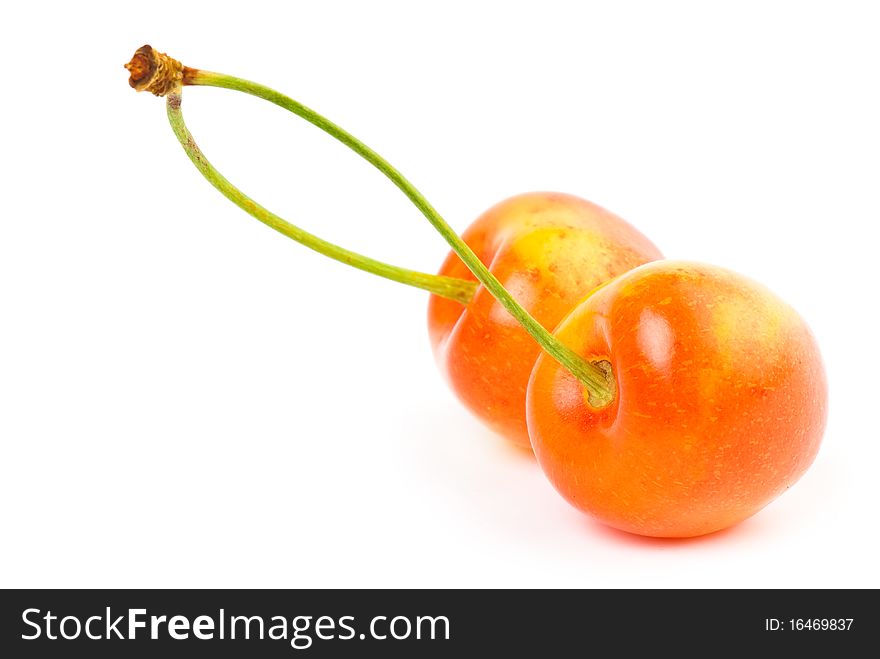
[184,70,613,403]
[164,92,476,305]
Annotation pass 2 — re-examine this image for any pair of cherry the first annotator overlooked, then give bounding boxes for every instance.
[128,46,827,538]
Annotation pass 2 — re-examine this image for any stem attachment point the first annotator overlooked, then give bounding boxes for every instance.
[125,45,185,96]
[583,359,616,409]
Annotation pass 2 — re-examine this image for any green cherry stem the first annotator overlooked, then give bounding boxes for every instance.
[126,45,614,405]
[165,92,475,304]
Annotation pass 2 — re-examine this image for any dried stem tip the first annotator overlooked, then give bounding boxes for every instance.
[125,45,184,96]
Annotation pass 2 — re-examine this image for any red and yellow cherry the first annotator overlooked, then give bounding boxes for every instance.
[428,192,662,447]
[526,261,827,537]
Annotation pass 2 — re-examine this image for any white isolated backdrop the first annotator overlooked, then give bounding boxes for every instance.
[0,1,877,588]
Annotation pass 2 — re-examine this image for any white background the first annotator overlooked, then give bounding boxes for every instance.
[1,1,878,588]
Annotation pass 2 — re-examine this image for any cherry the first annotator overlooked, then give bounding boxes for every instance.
[527,261,827,537]
[428,192,660,446]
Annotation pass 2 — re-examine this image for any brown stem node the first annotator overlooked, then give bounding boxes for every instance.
[125,45,184,96]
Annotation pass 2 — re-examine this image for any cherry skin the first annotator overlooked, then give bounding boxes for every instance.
[428,192,662,448]
[526,261,827,537]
